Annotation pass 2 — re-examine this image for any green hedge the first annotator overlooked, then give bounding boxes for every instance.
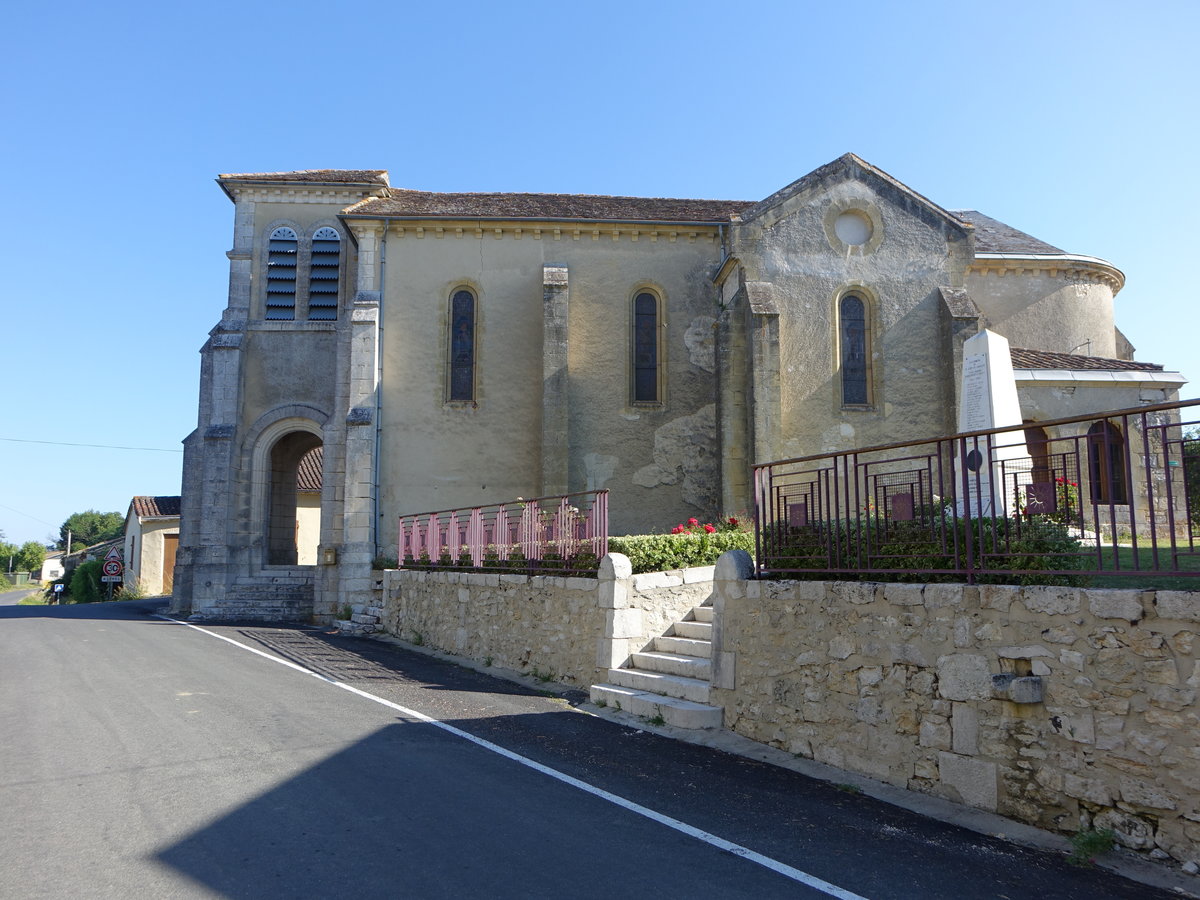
[763,517,1089,586]
[608,531,754,574]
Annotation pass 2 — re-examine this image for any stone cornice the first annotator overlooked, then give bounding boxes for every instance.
[342,217,719,245]
[222,184,384,206]
[969,253,1125,293]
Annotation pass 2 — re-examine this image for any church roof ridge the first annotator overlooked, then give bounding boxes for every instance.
[343,187,753,224]
[218,169,390,186]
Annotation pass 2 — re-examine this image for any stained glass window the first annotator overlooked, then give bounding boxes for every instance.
[841,295,868,406]
[449,289,475,402]
[633,292,659,403]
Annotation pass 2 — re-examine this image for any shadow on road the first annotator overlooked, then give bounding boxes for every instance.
[0,597,170,620]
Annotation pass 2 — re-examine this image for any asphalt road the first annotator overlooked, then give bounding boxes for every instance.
[0,586,40,606]
[0,600,1184,899]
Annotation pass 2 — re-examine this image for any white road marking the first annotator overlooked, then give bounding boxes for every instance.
[156,615,869,900]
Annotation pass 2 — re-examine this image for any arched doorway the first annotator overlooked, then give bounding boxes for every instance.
[267,432,323,565]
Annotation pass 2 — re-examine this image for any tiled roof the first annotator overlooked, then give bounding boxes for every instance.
[1010,347,1163,372]
[132,496,182,518]
[952,211,1065,255]
[298,446,323,493]
[344,188,752,223]
[219,170,389,186]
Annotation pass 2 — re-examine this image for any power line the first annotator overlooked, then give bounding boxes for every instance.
[0,503,59,529]
[0,437,183,453]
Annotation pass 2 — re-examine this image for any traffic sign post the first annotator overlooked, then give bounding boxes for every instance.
[102,550,124,600]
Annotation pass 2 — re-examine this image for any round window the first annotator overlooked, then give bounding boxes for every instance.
[834,210,873,246]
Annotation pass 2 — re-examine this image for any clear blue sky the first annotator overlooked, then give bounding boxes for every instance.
[2,0,1196,547]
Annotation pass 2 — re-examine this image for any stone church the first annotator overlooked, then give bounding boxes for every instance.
[174,154,1185,620]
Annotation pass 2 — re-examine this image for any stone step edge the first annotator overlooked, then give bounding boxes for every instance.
[589,683,722,729]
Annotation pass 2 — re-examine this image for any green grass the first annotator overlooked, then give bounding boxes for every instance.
[1088,544,1200,590]
[18,595,48,605]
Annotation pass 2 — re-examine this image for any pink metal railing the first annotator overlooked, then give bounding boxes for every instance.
[398,490,609,575]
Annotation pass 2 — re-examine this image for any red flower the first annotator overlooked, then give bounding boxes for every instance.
[704,523,716,533]
[728,517,739,527]
[671,525,684,534]
[687,517,699,527]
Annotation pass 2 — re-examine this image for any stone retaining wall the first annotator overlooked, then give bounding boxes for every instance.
[380,555,715,687]
[710,551,1200,865]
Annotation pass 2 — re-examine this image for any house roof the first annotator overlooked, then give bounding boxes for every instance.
[1009,348,1164,372]
[131,496,182,519]
[343,188,751,224]
[298,446,323,493]
[219,169,390,186]
[951,211,1065,255]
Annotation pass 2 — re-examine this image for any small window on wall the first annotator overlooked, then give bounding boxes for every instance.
[448,288,476,402]
[307,227,341,320]
[1088,421,1128,504]
[266,227,298,320]
[840,294,870,406]
[632,291,661,404]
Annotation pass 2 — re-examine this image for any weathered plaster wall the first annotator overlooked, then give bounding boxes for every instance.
[968,269,1117,359]
[728,175,971,462]
[711,555,1200,864]
[374,225,724,546]
[380,555,715,686]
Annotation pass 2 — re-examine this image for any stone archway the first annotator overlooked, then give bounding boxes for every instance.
[267,431,323,565]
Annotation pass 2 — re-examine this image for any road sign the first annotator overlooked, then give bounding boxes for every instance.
[101,575,123,583]
[102,560,123,577]
[104,547,122,562]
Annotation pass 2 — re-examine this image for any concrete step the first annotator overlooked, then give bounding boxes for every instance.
[672,620,712,640]
[589,684,722,729]
[630,650,711,680]
[609,667,710,704]
[654,635,712,658]
[690,606,714,623]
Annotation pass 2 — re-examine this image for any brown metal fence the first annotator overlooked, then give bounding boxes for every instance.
[754,399,1199,583]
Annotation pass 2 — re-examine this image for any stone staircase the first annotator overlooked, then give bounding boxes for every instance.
[191,571,314,622]
[335,603,384,636]
[590,603,723,729]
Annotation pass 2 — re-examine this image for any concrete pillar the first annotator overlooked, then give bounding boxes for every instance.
[336,222,384,610]
[595,552,635,672]
[710,548,752,692]
[541,264,570,497]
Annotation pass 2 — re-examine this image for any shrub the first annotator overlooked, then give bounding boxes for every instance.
[609,531,754,574]
[0,573,12,591]
[68,560,105,604]
[762,515,1089,586]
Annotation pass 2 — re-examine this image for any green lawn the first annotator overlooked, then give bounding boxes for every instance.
[1088,545,1200,591]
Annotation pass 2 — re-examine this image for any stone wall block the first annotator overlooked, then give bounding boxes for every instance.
[937,654,992,701]
[951,703,979,755]
[1020,586,1081,616]
[884,584,925,607]
[1089,590,1145,621]
[938,752,999,811]
[1156,592,1200,623]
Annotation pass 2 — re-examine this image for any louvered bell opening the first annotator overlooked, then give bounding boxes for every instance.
[307,305,338,321]
[269,240,298,254]
[265,308,295,320]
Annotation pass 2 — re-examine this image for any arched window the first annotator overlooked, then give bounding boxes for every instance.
[448,288,476,402]
[1088,421,1128,504]
[265,227,298,320]
[840,294,869,406]
[632,291,661,404]
[307,227,341,320]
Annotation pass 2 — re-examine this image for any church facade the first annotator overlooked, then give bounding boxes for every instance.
[174,155,1185,620]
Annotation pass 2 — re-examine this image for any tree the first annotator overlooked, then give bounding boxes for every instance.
[0,541,18,573]
[17,541,45,574]
[58,510,124,550]
[1184,429,1200,526]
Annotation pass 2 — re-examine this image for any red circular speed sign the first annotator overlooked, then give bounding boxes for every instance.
[102,560,123,577]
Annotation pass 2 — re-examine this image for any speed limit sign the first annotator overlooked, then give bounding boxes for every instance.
[102,560,123,577]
